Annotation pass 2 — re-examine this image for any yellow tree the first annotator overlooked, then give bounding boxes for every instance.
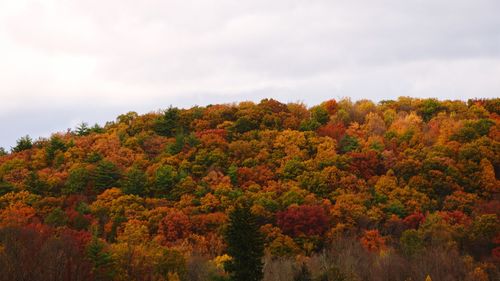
[480,158,499,197]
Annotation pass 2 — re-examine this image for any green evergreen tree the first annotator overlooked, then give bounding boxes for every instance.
[86,236,115,281]
[24,171,49,195]
[419,98,442,122]
[151,165,178,198]
[45,135,66,165]
[339,135,359,153]
[12,135,33,153]
[167,133,186,155]
[121,165,147,196]
[90,123,105,134]
[93,160,121,193]
[232,117,258,134]
[155,106,181,137]
[63,166,90,194]
[228,165,238,186]
[44,207,69,227]
[311,105,329,125]
[0,178,15,195]
[75,122,91,136]
[224,203,264,281]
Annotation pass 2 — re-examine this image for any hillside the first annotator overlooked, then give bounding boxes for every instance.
[0,97,499,281]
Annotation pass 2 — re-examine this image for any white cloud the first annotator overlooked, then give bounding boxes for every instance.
[1,0,499,148]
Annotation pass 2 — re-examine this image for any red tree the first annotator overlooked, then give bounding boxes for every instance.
[158,210,192,243]
[276,205,329,237]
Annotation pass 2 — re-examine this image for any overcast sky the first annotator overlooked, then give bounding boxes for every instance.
[1,0,499,149]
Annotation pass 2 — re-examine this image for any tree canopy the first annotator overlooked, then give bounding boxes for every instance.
[0,97,498,280]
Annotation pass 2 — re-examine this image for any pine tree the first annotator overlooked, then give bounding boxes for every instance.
[224,203,264,281]
[45,135,66,165]
[64,166,89,194]
[11,135,32,153]
[121,166,147,196]
[155,106,181,137]
[86,236,115,281]
[151,165,178,198]
[24,171,49,195]
[75,122,91,136]
[93,160,121,192]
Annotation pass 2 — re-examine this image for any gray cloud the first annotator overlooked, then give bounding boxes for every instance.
[1,0,499,148]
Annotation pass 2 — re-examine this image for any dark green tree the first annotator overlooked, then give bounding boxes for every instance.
[24,171,49,195]
[46,135,67,165]
[418,98,442,122]
[75,122,91,136]
[0,179,15,196]
[93,160,121,193]
[64,166,90,194]
[311,105,329,125]
[154,106,181,137]
[224,203,264,281]
[12,135,33,153]
[232,117,258,134]
[299,119,321,131]
[86,237,115,281]
[472,118,494,136]
[86,151,103,163]
[44,207,69,227]
[227,165,238,186]
[90,123,105,134]
[151,165,178,198]
[167,133,186,155]
[121,166,147,196]
[283,158,306,179]
[339,135,359,153]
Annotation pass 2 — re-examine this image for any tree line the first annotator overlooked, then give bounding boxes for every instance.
[0,97,498,280]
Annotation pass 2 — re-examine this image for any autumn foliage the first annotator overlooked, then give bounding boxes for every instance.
[0,97,499,280]
[277,205,329,237]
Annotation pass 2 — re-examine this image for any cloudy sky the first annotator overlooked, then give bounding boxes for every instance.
[1,0,499,149]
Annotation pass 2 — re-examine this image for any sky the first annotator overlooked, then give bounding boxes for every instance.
[1,0,499,149]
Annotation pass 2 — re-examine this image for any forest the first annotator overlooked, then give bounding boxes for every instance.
[0,97,498,281]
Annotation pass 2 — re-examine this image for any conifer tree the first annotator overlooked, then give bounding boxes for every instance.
[11,135,32,153]
[86,236,115,281]
[151,164,178,198]
[93,160,121,192]
[224,203,264,281]
[121,166,147,196]
[155,106,181,137]
[24,171,48,195]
